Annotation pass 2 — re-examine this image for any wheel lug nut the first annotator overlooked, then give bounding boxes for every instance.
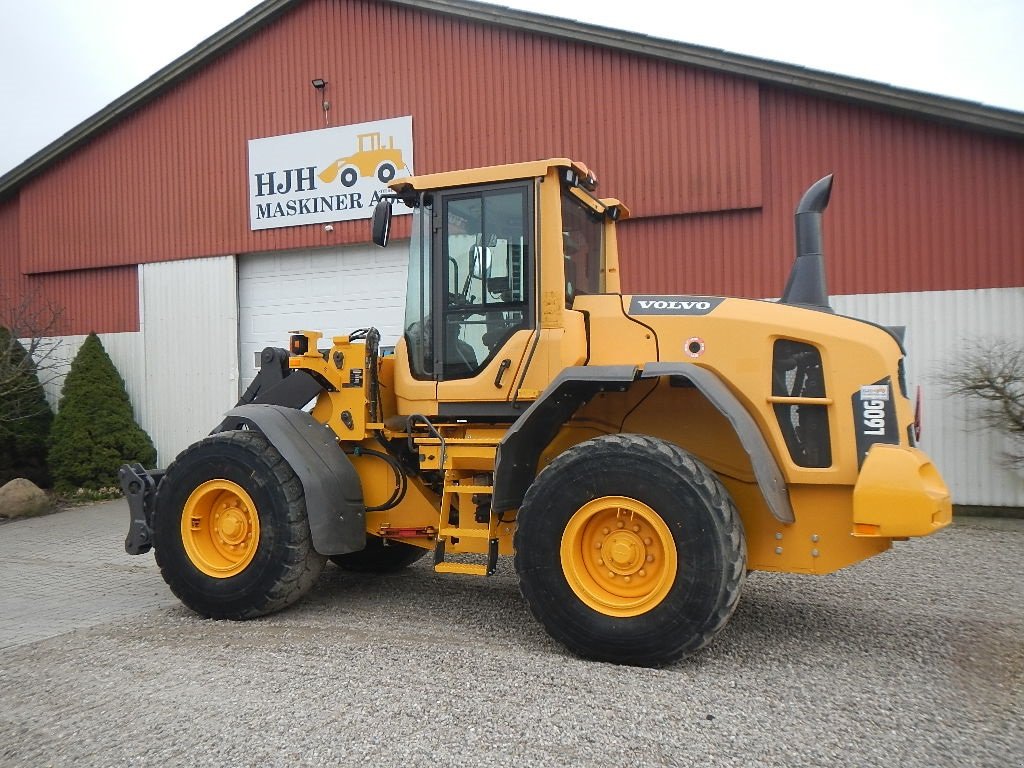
[597,558,604,565]
[646,554,654,563]
[638,569,646,577]
[623,576,631,583]
[632,525,640,532]
[608,571,615,578]
[644,537,652,545]
[595,542,602,549]
[617,521,625,529]
[602,527,610,535]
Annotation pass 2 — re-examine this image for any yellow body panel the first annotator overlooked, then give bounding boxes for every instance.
[282,158,952,579]
[853,444,952,537]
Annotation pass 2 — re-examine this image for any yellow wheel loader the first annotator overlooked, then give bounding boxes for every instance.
[121,158,951,667]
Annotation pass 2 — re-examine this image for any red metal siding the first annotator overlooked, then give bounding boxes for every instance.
[5,0,1023,336]
[1,197,138,334]
[18,0,760,276]
[38,266,139,335]
[620,86,1024,297]
[0,199,20,299]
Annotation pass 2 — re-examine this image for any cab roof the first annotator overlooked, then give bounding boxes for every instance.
[389,157,629,218]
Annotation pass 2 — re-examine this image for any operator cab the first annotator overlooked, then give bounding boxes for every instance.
[371,159,627,418]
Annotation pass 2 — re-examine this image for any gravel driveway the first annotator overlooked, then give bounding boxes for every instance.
[1,502,1020,767]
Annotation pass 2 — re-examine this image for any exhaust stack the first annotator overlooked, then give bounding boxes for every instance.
[780,174,834,311]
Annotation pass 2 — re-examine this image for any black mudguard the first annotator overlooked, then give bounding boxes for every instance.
[640,362,794,523]
[216,404,366,556]
[491,363,794,524]
[492,366,637,515]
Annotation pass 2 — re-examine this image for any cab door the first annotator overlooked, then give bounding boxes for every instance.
[431,182,536,415]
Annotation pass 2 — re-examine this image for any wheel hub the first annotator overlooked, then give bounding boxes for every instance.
[560,495,678,617]
[604,531,644,574]
[215,505,247,546]
[181,480,261,578]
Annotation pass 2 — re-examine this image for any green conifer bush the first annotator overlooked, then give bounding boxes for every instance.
[0,327,54,487]
[48,333,156,491]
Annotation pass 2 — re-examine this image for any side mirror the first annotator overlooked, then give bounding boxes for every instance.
[470,245,492,279]
[371,200,393,247]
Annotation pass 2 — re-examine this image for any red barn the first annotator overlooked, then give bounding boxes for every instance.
[1,0,1021,506]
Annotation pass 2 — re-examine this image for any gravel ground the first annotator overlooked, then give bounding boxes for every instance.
[0,512,1021,767]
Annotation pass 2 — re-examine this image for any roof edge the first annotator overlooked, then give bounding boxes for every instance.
[2,0,1022,200]
[398,0,1024,137]
[0,0,298,199]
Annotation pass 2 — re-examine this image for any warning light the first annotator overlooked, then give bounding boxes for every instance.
[290,334,309,356]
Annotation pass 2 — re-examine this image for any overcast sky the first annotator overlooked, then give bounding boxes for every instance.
[1,0,1022,177]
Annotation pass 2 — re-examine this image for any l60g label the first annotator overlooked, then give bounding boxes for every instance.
[852,378,898,466]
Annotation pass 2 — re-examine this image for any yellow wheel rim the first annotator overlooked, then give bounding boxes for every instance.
[560,496,678,617]
[181,480,261,578]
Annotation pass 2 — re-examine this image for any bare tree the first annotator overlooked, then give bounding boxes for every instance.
[0,288,67,424]
[939,339,1024,471]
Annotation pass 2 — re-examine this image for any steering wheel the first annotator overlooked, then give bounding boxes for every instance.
[447,291,472,308]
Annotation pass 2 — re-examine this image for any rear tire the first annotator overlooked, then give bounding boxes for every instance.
[153,430,326,619]
[330,535,427,572]
[514,434,746,666]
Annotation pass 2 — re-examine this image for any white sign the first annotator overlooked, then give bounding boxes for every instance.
[247,116,414,231]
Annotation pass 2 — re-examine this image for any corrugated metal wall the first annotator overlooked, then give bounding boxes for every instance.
[618,87,1024,298]
[0,198,138,334]
[35,256,239,466]
[16,0,761,278]
[8,0,1021,332]
[833,287,1024,507]
[139,256,240,464]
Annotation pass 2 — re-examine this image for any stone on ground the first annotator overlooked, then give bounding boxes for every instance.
[0,478,51,518]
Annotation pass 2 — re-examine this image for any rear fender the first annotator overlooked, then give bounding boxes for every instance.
[216,404,366,555]
[492,366,638,514]
[640,363,793,523]
[492,363,794,524]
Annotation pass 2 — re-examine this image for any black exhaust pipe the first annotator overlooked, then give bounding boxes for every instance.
[780,174,834,312]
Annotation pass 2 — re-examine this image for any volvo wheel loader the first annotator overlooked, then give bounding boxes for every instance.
[121,158,951,667]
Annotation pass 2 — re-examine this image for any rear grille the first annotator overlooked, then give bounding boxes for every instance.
[772,340,832,468]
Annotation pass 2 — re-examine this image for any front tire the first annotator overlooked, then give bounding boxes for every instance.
[514,434,746,666]
[153,430,326,619]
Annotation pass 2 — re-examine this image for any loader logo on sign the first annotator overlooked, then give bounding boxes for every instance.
[318,133,408,188]
[247,116,414,231]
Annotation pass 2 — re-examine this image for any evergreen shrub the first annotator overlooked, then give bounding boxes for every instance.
[0,327,54,487]
[48,333,156,491]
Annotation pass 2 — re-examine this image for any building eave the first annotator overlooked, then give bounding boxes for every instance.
[2,0,1021,201]
[404,0,1024,138]
[0,0,298,201]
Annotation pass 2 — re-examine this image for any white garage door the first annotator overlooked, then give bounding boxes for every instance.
[238,241,408,391]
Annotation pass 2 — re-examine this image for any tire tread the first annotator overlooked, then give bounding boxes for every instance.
[515,433,746,666]
[153,430,326,620]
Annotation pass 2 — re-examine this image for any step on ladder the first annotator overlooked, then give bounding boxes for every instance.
[433,474,499,576]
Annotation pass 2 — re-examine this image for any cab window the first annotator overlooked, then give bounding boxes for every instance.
[441,185,531,380]
[561,191,604,306]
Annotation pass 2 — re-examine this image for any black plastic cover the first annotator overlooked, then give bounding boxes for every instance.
[217,404,366,556]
